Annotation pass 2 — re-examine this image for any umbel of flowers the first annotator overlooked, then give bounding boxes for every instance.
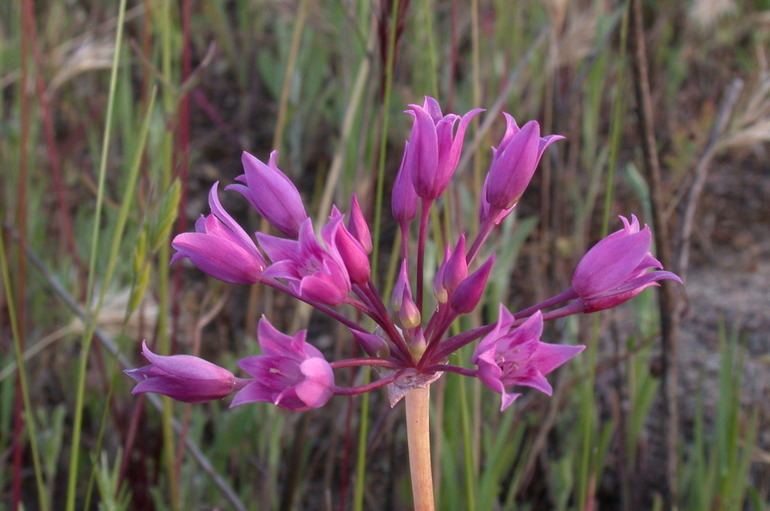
[127,96,680,410]
[126,97,680,508]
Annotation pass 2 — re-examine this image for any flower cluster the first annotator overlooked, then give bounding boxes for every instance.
[127,97,681,412]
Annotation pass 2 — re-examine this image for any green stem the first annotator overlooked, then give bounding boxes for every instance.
[406,386,435,511]
[64,1,127,509]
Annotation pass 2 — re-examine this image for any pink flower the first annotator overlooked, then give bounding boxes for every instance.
[484,115,564,210]
[404,97,483,200]
[472,309,584,411]
[227,151,308,238]
[232,317,335,411]
[171,183,266,284]
[258,217,352,306]
[125,341,245,403]
[571,215,682,312]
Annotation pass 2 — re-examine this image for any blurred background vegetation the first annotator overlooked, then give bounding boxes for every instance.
[1,0,769,510]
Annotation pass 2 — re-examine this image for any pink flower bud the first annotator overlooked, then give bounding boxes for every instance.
[227,151,308,238]
[450,255,495,314]
[125,341,244,403]
[334,219,371,285]
[351,329,390,357]
[392,142,419,229]
[398,289,422,329]
[433,244,452,303]
[348,195,372,254]
[391,259,411,312]
[484,115,564,210]
[442,234,468,294]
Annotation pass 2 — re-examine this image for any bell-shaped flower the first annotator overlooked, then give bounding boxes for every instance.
[348,195,372,254]
[258,217,351,306]
[172,183,266,284]
[227,151,308,238]
[125,341,246,403]
[472,309,584,411]
[404,97,483,200]
[571,215,682,312]
[232,317,335,411]
[450,255,495,314]
[484,115,564,210]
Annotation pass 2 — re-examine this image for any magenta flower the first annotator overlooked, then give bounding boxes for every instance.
[125,341,246,403]
[404,97,483,200]
[258,217,351,306]
[571,215,682,312]
[473,309,585,411]
[171,182,266,284]
[227,151,308,238]
[484,115,564,210]
[232,317,334,411]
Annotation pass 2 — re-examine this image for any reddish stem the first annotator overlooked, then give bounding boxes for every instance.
[332,371,405,396]
[331,358,400,370]
[415,199,433,313]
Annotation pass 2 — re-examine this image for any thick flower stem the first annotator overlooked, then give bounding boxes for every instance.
[405,386,435,511]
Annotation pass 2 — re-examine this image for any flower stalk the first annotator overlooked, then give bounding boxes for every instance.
[405,386,435,511]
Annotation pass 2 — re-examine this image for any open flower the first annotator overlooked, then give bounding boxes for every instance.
[473,309,584,411]
[404,97,483,200]
[171,182,266,284]
[258,217,352,306]
[571,215,682,312]
[125,341,246,403]
[232,317,335,411]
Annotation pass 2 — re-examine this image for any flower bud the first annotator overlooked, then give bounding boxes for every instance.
[334,219,371,285]
[227,151,308,238]
[484,116,564,210]
[125,341,243,403]
[348,195,372,254]
[351,329,391,358]
[450,255,495,314]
